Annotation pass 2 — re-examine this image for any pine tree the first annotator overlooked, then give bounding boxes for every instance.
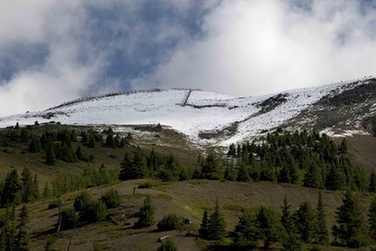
[369,172,376,193]
[303,162,322,188]
[1,169,21,207]
[281,196,291,230]
[207,200,226,240]
[158,240,177,251]
[21,168,34,203]
[237,165,250,182]
[314,192,329,244]
[232,210,258,249]
[201,153,219,180]
[255,206,281,249]
[333,191,368,247]
[136,197,154,227]
[15,205,29,251]
[199,209,209,239]
[46,143,56,166]
[280,196,302,251]
[32,174,40,200]
[29,136,42,153]
[368,196,376,240]
[295,202,315,243]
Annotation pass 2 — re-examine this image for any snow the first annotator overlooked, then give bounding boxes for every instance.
[1,77,375,146]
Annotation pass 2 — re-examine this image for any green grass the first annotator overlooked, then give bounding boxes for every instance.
[18,179,372,251]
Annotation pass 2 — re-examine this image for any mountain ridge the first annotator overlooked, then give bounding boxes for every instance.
[1,76,376,146]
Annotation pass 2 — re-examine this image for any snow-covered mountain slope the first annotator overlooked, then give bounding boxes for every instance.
[1,77,376,145]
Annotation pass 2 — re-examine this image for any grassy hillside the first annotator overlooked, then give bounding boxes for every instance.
[23,179,369,251]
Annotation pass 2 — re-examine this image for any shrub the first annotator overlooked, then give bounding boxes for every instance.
[101,189,120,209]
[158,240,177,251]
[94,201,108,222]
[74,192,93,212]
[59,207,78,231]
[79,200,108,223]
[157,214,182,231]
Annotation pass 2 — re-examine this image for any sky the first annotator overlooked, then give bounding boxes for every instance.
[0,0,376,116]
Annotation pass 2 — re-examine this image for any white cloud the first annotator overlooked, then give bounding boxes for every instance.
[135,0,376,96]
[1,0,376,117]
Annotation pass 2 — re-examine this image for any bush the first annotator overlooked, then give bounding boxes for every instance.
[79,200,108,223]
[74,192,93,212]
[157,214,182,231]
[94,201,108,222]
[59,207,78,231]
[158,240,177,251]
[101,189,120,209]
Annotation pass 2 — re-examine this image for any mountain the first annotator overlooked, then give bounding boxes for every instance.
[1,76,376,145]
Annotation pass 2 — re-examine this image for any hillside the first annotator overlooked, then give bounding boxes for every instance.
[1,77,375,146]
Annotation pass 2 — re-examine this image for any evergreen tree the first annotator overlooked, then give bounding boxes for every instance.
[28,136,42,153]
[32,174,40,200]
[46,143,56,166]
[314,192,329,245]
[201,153,219,180]
[75,146,88,162]
[368,196,376,240]
[199,209,209,239]
[158,240,177,251]
[255,206,281,249]
[369,172,376,193]
[303,162,322,188]
[207,200,226,240]
[295,202,315,243]
[1,169,21,207]
[237,165,250,182]
[136,197,154,227]
[333,191,368,247]
[280,197,302,251]
[232,210,258,249]
[15,205,29,251]
[118,152,145,180]
[87,134,95,148]
[21,168,33,203]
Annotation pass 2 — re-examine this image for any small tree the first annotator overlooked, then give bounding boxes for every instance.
[21,168,34,203]
[368,196,376,240]
[294,202,315,243]
[369,172,376,193]
[94,201,108,222]
[59,207,78,231]
[199,209,209,239]
[46,143,56,166]
[101,189,120,209]
[255,206,281,249]
[157,214,182,231]
[158,239,177,251]
[333,191,368,247]
[232,210,258,249]
[314,192,329,244]
[73,192,93,212]
[207,200,226,240]
[15,205,29,251]
[136,197,154,227]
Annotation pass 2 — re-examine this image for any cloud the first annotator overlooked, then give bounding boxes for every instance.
[135,0,376,96]
[1,0,376,117]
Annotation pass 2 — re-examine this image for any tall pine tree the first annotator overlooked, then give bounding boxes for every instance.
[207,200,226,240]
[314,192,329,245]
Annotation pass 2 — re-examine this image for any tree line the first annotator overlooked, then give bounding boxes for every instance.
[225,130,369,192]
[198,191,376,249]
